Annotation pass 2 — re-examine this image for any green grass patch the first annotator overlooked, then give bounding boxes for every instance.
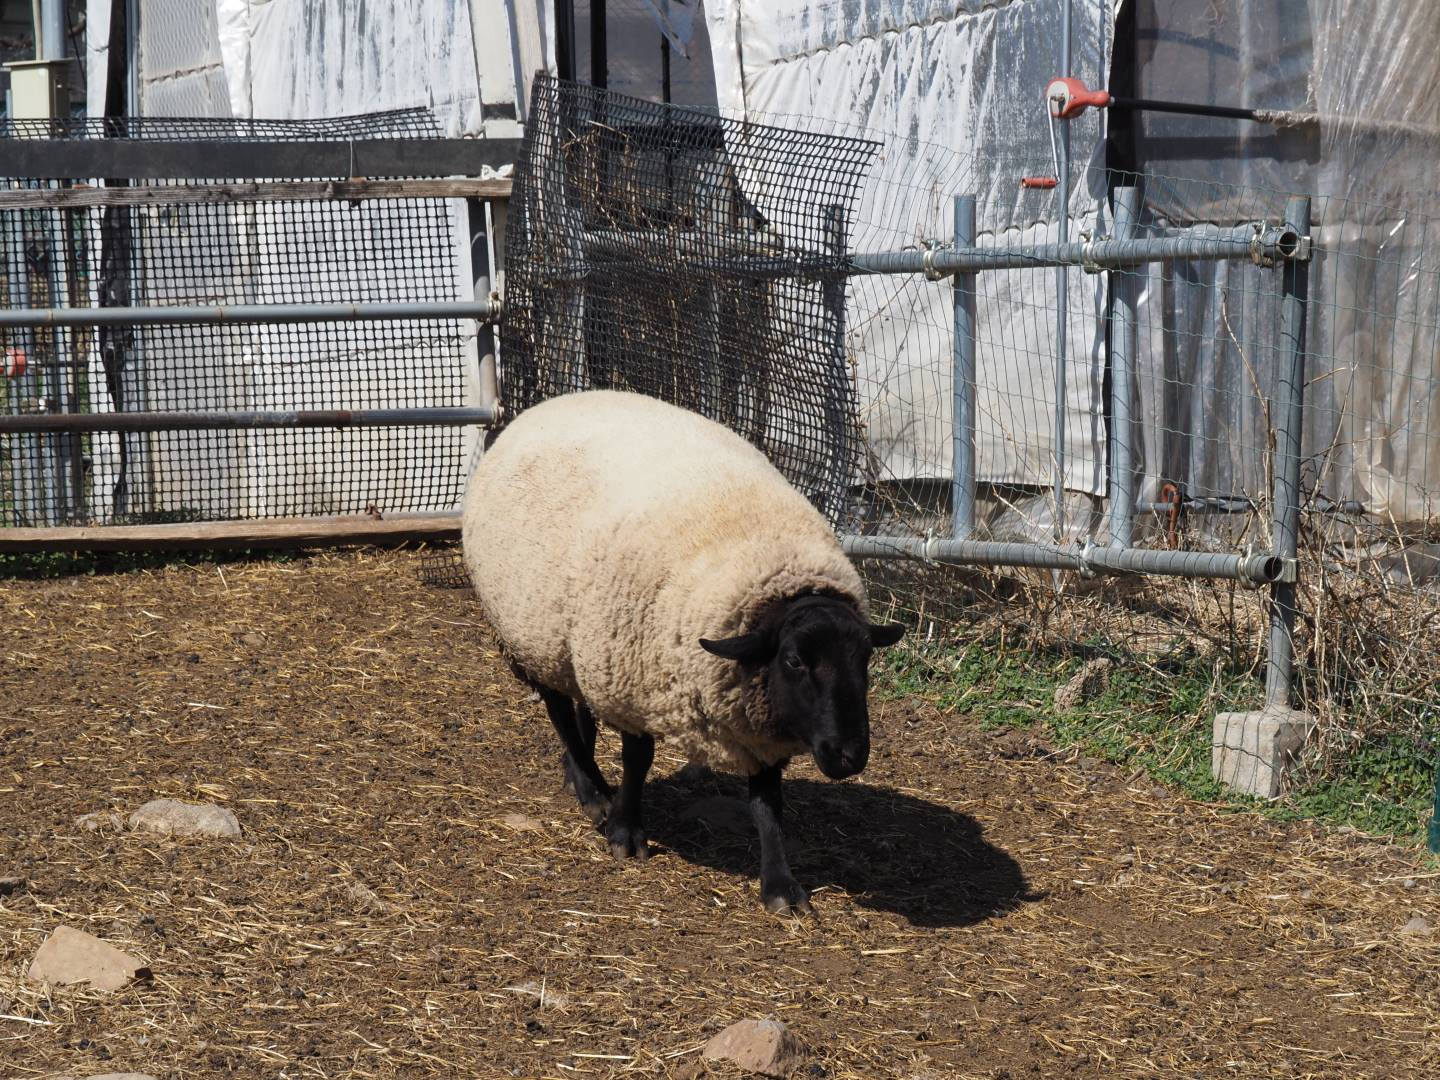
[875,636,1439,847]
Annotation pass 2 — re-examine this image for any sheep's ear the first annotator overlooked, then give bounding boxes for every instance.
[699,632,775,664]
[868,622,907,648]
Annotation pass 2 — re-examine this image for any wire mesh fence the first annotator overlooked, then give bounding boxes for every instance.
[0,109,479,529]
[499,75,880,525]
[0,82,1432,827]
[489,80,1437,828]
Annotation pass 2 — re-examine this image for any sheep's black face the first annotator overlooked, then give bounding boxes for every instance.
[700,596,906,780]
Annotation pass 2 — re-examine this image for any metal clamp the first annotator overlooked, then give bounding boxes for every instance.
[1237,544,1266,590]
[922,245,949,281]
[1250,223,1275,267]
[920,529,943,564]
[1079,230,1104,274]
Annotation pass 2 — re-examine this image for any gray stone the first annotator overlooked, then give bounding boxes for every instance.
[75,811,125,833]
[341,880,388,915]
[129,799,240,839]
[1212,706,1314,799]
[1401,915,1432,935]
[704,1019,805,1077]
[498,813,544,832]
[26,925,149,992]
[1054,657,1114,711]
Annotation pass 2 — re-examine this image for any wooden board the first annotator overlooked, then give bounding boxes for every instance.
[0,513,464,553]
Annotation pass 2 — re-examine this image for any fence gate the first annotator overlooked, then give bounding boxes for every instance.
[0,114,516,551]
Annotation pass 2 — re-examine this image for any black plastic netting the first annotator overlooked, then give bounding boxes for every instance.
[0,109,475,529]
[0,111,443,140]
[499,76,880,524]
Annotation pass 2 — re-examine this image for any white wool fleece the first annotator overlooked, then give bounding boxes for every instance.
[461,390,869,775]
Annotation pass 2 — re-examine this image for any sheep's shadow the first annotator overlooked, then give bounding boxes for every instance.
[642,768,1035,928]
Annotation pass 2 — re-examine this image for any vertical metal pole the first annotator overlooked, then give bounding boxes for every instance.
[3,208,26,523]
[1053,0,1073,543]
[821,203,852,524]
[45,198,74,523]
[1108,184,1140,548]
[554,0,578,81]
[661,0,672,104]
[952,195,978,540]
[1429,761,1440,853]
[40,0,66,60]
[1265,196,1311,708]
[591,0,608,89]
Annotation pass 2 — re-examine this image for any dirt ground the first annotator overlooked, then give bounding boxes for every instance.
[1,549,1437,1079]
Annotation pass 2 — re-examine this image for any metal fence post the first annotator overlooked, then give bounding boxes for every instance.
[1429,762,1440,853]
[1053,0,1072,544]
[1265,195,1312,708]
[1108,185,1140,548]
[952,194,978,540]
[822,203,853,524]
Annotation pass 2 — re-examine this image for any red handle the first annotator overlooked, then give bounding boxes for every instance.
[1046,77,1111,119]
[1021,176,1059,189]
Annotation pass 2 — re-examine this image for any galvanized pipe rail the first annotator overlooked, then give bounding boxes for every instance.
[849,222,1300,276]
[0,300,500,327]
[842,535,1284,585]
[843,185,1313,703]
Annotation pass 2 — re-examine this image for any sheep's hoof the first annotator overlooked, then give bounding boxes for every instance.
[761,877,814,916]
[605,823,650,861]
[579,794,612,828]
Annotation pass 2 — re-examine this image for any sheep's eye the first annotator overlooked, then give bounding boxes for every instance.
[783,653,805,673]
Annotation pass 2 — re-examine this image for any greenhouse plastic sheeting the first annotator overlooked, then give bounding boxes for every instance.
[705,0,1115,497]
[1133,0,1440,523]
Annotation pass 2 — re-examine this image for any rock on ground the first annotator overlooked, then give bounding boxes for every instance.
[128,798,241,839]
[703,1019,805,1077]
[26,925,149,992]
[0,873,25,895]
[75,811,125,833]
[1054,657,1114,712]
[498,812,544,832]
[340,880,389,915]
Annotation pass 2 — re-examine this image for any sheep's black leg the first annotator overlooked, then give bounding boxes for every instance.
[561,702,598,794]
[536,686,613,826]
[748,762,812,915]
[605,732,654,860]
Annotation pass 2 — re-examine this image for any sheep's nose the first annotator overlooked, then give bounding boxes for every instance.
[816,739,868,780]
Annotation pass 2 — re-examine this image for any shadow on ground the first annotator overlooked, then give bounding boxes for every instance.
[641,768,1036,928]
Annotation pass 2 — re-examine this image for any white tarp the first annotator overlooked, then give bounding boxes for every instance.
[705,0,1113,500]
[1131,0,1440,525]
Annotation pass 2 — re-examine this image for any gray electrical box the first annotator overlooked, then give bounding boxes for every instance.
[5,60,70,121]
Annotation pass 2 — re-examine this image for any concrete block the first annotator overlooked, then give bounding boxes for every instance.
[1212,706,1314,799]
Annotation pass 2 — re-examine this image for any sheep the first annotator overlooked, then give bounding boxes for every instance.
[462,389,905,914]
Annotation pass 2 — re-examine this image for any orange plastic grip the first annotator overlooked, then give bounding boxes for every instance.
[1046,77,1111,120]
